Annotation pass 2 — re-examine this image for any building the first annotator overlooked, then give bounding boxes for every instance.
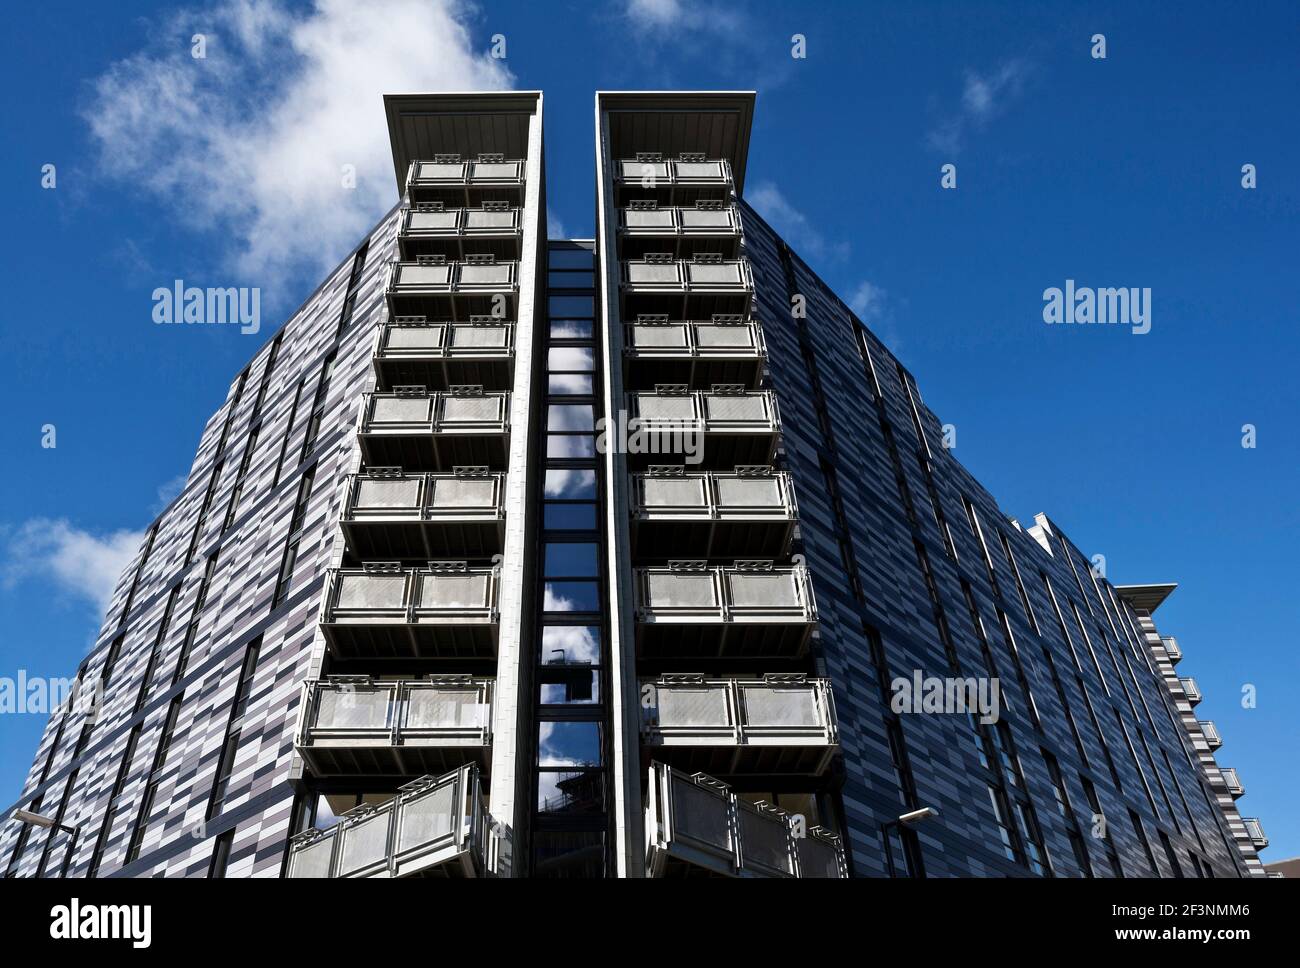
[0,91,1268,878]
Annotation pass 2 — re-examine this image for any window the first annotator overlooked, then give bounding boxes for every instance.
[273,379,307,487]
[126,697,183,865]
[36,768,79,877]
[299,353,337,458]
[175,555,219,685]
[87,725,142,877]
[272,467,315,609]
[207,640,262,820]
[1081,777,1123,877]
[209,829,235,878]
[1129,809,1161,876]
[101,634,125,688]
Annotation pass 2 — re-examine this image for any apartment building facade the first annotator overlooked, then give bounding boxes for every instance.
[0,91,1268,879]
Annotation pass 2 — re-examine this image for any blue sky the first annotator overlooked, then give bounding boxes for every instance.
[1,0,1295,861]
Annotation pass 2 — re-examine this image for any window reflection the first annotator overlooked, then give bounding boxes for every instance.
[544,469,596,499]
[538,721,602,767]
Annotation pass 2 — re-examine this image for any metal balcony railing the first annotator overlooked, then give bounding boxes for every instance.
[319,564,499,660]
[1219,767,1244,798]
[285,764,500,878]
[372,318,515,392]
[618,204,742,259]
[1198,720,1222,749]
[1179,676,1203,705]
[634,563,817,660]
[623,389,780,470]
[621,258,753,319]
[612,156,734,207]
[630,468,795,558]
[1161,636,1182,664]
[385,260,518,319]
[358,390,510,470]
[339,471,506,559]
[1242,817,1268,850]
[399,206,523,261]
[295,676,493,776]
[624,316,765,390]
[643,762,846,878]
[640,675,838,776]
[405,157,525,207]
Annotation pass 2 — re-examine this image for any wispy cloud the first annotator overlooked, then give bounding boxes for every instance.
[848,280,886,322]
[2,519,144,614]
[151,474,189,514]
[624,0,742,32]
[928,58,1031,154]
[547,209,567,239]
[747,181,849,264]
[83,0,512,296]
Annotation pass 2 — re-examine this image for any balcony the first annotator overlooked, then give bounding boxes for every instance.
[624,316,765,390]
[339,471,506,560]
[372,319,514,392]
[1219,767,1244,798]
[1161,636,1182,664]
[285,764,496,878]
[630,469,796,559]
[1198,720,1222,750]
[358,390,510,471]
[1178,676,1203,706]
[612,155,733,207]
[635,563,816,661]
[385,259,518,319]
[319,565,499,661]
[624,389,780,470]
[1242,817,1268,850]
[643,762,846,878]
[640,675,838,776]
[621,257,752,319]
[295,676,493,777]
[405,156,525,207]
[398,205,523,261]
[618,203,742,259]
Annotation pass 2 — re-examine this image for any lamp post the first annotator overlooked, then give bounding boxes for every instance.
[13,809,80,878]
[881,806,938,878]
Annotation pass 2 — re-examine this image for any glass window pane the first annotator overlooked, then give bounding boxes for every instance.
[549,373,593,395]
[550,319,592,339]
[544,469,596,499]
[549,271,595,289]
[541,626,601,664]
[545,503,597,530]
[548,346,593,371]
[537,769,604,814]
[538,721,602,767]
[545,543,599,577]
[539,667,599,705]
[533,831,605,878]
[548,404,594,432]
[548,295,594,317]
[544,581,600,612]
[547,435,595,459]
[548,248,595,270]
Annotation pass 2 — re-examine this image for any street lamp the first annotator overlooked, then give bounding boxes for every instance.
[881,805,938,878]
[12,810,79,878]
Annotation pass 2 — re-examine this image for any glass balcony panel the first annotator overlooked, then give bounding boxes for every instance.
[397,264,453,285]
[336,574,406,610]
[646,571,718,609]
[674,161,726,180]
[686,262,744,286]
[626,263,683,285]
[624,209,676,229]
[458,263,513,286]
[696,324,754,348]
[338,811,391,875]
[679,208,734,229]
[372,397,431,423]
[471,162,518,180]
[406,687,487,728]
[797,834,842,878]
[429,477,495,508]
[408,211,459,230]
[741,685,818,727]
[674,779,732,854]
[386,325,446,349]
[630,324,688,348]
[636,394,695,421]
[419,573,490,609]
[451,325,508,348]
[658,686,730,727]
[620,160,669,181]
[729,572,799,609]
[416,162,465,180]
[355,477,421,510]
[715,477,781,508]
[396,783,457,853]
[441,395,502,423]
[465,209,516,229]
[316,688,392,730]
[704,393,766,421]
[642,477,707,508]
[287,835,334,878]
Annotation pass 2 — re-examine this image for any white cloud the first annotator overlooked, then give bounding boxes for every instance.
[746,180,849,264]
[2,519,145,614]
[625,0,686,28]
[83,0,513,295]
[849,280,886,321]
[151,473,189,514]
[928,58,1030,153]
[547,209,568,239]
[622,0,746,39]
